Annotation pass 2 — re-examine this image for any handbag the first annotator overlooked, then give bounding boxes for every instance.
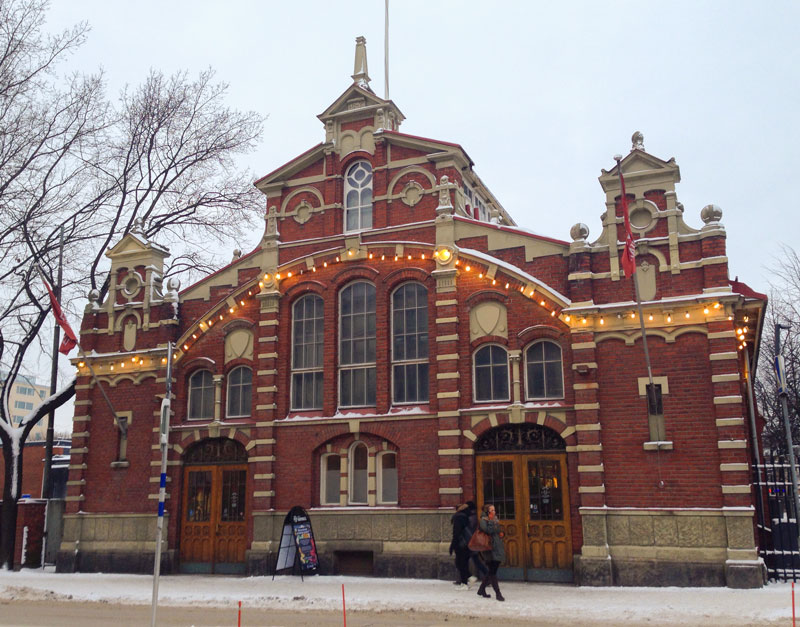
[468,528,492,552]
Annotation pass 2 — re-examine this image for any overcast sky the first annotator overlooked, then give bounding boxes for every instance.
[41,0,798,428]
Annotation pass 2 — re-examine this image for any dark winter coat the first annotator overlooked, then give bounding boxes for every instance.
[479,515,505,564]
[449,508,471,554]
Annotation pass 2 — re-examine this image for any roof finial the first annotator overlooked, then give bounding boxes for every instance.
[631,131,645,152]
[352,36,371,89]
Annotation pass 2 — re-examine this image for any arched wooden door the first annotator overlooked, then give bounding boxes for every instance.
[180,438,248,574]
[475,424,572,582]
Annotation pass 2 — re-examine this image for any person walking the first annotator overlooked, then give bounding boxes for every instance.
[476,503,505,601]
[466,501,487,584]
[449,503,472,588]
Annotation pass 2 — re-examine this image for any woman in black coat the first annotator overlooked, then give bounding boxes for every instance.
[448,503,472,586]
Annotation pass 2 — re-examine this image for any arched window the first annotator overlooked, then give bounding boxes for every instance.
[339,282,376,407]
[349,442,369,504]
[320,453,341,506]
[291,294,324,410]
[344,161,373,232]
[473,345,509,402]
[525,341,564,399]
[377,451,398,504]
[391,283,429,404]
[188,369,214,420]
[226,366,252,417]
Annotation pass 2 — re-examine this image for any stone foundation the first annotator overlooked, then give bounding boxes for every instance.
[576,507,765,588]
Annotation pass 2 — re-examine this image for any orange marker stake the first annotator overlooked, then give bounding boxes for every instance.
[238,600,242,627]
[342,583,347,627]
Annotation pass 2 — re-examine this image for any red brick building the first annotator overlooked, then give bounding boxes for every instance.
[57,39,766,587]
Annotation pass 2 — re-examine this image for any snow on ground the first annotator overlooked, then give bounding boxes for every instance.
[0,568,794,625]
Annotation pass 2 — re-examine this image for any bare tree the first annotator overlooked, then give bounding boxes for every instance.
[756,245,800,453]
[0,0,264,569]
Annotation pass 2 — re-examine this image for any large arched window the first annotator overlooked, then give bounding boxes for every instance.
[391,283,429,404]
[344,161,373,232]
[291,294,324,410]
[339,282,376,407]
[473,345,509,402]
[349,442,369,504]
[525,340,564,399]
[188,369,214,420]
[226,366,252,417]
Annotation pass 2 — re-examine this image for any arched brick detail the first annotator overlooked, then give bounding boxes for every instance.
[466,413,571,448]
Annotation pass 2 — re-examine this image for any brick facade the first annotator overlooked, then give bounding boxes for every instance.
[56,44,766,588]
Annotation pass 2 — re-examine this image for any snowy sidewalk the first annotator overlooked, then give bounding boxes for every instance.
[0,568,794,625]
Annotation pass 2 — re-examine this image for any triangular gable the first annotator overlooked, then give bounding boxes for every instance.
[317,83,404,124]
[254,143,326,191]
[105,232,169,260]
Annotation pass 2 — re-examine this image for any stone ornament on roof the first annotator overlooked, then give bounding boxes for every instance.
[352,36,370,89]
[631,131,645,152]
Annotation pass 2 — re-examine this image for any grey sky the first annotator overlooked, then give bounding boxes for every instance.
[42,0,798,428]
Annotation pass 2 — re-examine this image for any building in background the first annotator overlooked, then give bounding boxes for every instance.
[58,39,766,588]
[0,372,49,441]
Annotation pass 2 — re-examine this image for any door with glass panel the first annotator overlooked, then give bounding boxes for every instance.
[476,453,572,582]
[181,463,248,574]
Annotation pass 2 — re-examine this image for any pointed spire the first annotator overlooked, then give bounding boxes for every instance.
[352,36,371,89]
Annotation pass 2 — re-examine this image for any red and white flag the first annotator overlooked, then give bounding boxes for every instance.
[616,162,636,278]
[41,274,78,355]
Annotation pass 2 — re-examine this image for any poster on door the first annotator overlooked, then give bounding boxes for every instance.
[273,505,319,576]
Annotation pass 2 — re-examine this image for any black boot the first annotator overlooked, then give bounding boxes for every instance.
[490,575,504,601]
[477,576,490,598]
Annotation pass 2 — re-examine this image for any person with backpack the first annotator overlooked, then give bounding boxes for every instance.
[448,503,472,588]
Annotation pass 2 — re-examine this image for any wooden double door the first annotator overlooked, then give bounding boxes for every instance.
[180,464,247,574]
[476,453,573,582]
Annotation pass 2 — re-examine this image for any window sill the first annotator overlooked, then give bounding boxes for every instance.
[110,460,130,469]
[643,441,673,451]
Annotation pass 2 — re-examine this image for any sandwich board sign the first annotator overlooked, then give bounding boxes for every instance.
[273,505,319,579]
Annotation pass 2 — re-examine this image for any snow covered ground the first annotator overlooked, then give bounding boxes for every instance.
[0,568,794,625]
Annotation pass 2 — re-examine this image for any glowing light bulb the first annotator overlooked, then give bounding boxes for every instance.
[648,314,653,321]
[599,317,605,325]
[465,265,471,271]
[685,311,690,319]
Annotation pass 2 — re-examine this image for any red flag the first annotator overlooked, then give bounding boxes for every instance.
[616,162,636,278]
[41,275,78,354]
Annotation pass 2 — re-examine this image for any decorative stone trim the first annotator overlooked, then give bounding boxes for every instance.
[435,316,458,324]
[578,485,606,493]
[253,473,275,480]
[709,352,738,361]
[436,334,459,342]
[438,448,474,456]
[575,423,601,431]
[257,386,278,393]
[438,468,463,475]
[437,391,460,398]
[253,490,275,497]
[246,439,276,450]
[643,441,674,451]
[718,440,747,449]
[439,487,463,494]
[437,429,460,436]
[247,455,276,462]
[712,373,740,383]
[720,463,749,471]
[578,464,604,472]
[437,353,459,361]
[435,299,458,307]
[258,352,279,359]
[721,485,751,494]
[574,403,600,410]
[436,372,460,379]
[714,395,743,404]
[716,417,744,426]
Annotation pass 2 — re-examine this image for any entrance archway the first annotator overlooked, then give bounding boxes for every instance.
[180,438,248,574]
[474,423,572,582]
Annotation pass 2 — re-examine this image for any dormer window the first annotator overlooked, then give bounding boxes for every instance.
[344,161,373,232]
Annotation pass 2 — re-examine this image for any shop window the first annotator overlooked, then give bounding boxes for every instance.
[473,345,509,402]
[226,366,252,418]
[349,442,368,504]
[525,340,564,399]
[344,160,373,232]
[291,294,324,410]
[321,453,342,505]
[391,283,429,404]
[188,369,214,420]
[377,451,398,504]
[339,282,376,407]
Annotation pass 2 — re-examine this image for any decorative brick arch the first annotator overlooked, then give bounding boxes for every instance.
[466,413,577,449]
[174,429,253,460]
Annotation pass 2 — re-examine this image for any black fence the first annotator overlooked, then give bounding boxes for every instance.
[754,451,800,582]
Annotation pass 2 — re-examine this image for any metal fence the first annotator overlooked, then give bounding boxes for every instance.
[754,451,800,582]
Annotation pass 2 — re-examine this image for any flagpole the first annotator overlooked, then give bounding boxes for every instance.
[42,227,64,499]
[151,340,173,627]
[614,156,656,408]
[384,0,390,100]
